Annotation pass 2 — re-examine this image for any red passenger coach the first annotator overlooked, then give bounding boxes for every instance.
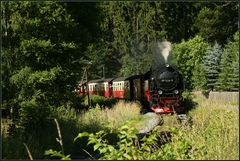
[112,77,131,99]
[88,79,101,96]
[103,78,114,97]
[88,78,114,97]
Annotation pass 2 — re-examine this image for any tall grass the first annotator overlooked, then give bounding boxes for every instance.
[78,100,142,132]
[3,94,238,160]
[2,100,142,159]
[170,95,239,160]
[74,95,239,160]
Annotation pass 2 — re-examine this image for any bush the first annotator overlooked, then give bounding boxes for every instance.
[83,95,117,107]
[172,35,209,90]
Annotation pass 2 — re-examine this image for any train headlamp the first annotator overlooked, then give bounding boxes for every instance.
[158,90,163,95]
[174,90,179,94]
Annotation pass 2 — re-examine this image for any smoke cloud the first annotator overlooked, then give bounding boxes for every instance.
[152,40,173,70]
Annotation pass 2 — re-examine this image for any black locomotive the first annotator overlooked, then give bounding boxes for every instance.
[145,64,185,113]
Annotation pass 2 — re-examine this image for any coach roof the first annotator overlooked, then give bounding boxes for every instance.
[88,78,114,83]
[113,75,142,81]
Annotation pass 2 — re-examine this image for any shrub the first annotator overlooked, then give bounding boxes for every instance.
[83,95,117,107]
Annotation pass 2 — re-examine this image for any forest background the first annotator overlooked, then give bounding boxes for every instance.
[1,1,239,159]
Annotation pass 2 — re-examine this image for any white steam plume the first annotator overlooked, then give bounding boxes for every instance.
[152,40,173,69]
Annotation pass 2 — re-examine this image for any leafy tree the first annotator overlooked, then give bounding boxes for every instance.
[203,42,223,90]
[172,35,209,90]
[1,1,94,128]
[216,32,239,91]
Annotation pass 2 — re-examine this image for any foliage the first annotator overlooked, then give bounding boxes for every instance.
[203,42,223,90]
[120,40,152,76]
[45,119,71,160]
[216,31,239,91]
[172,35,209,90]
[80,101,142,132]
[2,1,239,159]
[74,125,159,160]
[83,95,117,107]
[74,96,238,160]
[2,1,98,129]
[74,124,203,160]
[84,42,119,79]
[194,2,238,44]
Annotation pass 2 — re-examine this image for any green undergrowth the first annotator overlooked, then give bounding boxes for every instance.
[65,96,239,160]
[83,94,117,107]
[3,95,239,160]
[2,100,142,159]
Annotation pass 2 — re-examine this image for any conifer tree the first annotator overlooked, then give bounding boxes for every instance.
[216,32,239,91]
[203,42,223,90]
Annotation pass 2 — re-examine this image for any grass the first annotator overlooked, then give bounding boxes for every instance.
[78,100,142,132]
[165,94,239,160]
[2,100,142,159]
[2,94,239,159]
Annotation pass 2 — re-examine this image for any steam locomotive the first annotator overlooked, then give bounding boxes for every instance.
[77,63,185,114]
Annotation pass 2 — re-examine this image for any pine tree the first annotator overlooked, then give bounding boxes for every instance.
[204,42,223,90]
[216,32,239,91]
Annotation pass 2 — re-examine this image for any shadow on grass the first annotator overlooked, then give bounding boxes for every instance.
[182,95,198,114]
[2,116,113,160]
[2,119,59,159]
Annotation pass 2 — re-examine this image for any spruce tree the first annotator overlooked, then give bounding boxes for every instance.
[216,32,239,91]
[204,42,222,90]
